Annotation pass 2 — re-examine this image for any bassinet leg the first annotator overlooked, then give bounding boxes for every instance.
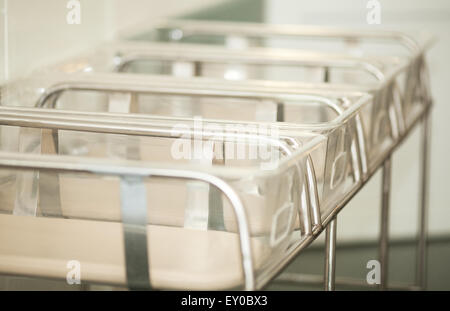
[324,217,337,291]
[417,110,431,290]
[379,156,391,290]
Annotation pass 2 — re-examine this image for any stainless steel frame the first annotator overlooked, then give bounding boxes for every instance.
[28,74,375,228]
[0,85,432,291]
[272,104,431,291]
[64,42,410,177]
[0,21,434,291]
[127,21,434,291]
[0,105,330,290]
[139,19,434,54]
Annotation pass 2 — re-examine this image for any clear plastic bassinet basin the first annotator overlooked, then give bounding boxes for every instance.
[25,41,406,175]
[0,109,328,290]
[131,19,434,59]
[137,19,434,130]
[1,73,372,221]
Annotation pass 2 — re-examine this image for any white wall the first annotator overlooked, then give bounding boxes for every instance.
[265,0,450,241]
[0,0,225,81]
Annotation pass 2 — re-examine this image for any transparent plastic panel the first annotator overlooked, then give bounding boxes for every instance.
[0,169,256,289]
[0,123,315,233]
[0,76,370,221]
[0,130,323,289]
[400,55,431,130]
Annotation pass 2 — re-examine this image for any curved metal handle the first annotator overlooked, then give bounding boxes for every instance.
[157,19,433,54]
[112,42,386,81]
[35,73,347,114]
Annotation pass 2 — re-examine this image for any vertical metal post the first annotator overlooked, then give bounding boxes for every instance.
[323,66,330,83]
[276,102,285,122]
[194,61,202,76]
[324,217,337,291]
[323,65,337,292]
[120,176,151,290]
[208,143,226,231]
[39,128,63,217]
[2,0,9,81]
[379,156,391,290]
[417,111,430,290]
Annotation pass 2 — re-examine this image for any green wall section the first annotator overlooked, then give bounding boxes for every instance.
[182,0,264,22]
